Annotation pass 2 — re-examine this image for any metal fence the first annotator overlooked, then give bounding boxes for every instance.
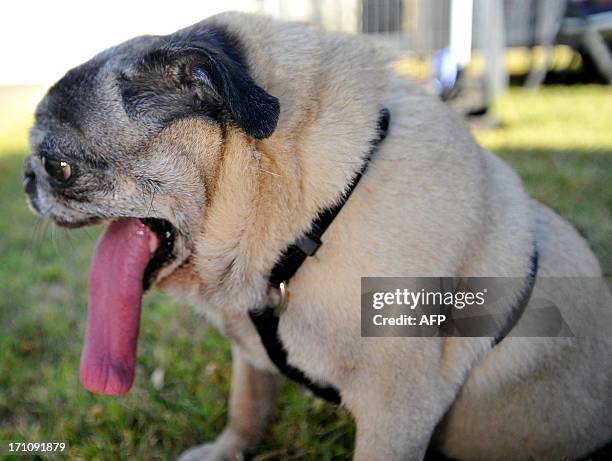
[257,0,507,100]
[255,0,612,98]
[257,0,453,55]
[256,0,570,59]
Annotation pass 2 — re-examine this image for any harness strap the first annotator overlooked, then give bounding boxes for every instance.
[249,304,343,403]
[269,108,391,286]
[492,248,539,345]
[249,108,390,405]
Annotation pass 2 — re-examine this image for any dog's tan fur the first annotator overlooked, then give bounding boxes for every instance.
[26,10,611,460]
[138,13,612,461]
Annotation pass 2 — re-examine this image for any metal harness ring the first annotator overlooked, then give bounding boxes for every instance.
[274,281,289,316]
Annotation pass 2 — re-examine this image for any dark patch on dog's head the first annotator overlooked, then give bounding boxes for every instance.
[119,26,280,139]
[33,25,279,167]
[44,60,101,130]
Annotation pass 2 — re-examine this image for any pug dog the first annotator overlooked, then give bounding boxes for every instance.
[24,12,612,461]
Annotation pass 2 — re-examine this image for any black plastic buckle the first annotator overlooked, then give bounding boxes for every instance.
[295,235,322,256]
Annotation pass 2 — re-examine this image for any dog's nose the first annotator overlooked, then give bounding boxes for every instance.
[23,158,37,196]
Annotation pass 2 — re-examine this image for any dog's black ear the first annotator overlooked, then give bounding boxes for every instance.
[121,33,279,139]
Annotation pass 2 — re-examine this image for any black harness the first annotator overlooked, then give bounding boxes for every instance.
[248,108,538,404]
[492,249,538,346]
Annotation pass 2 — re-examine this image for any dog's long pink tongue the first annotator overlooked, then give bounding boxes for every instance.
[80,218,157,396]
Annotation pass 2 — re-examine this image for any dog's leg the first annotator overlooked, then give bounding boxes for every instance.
[349,398,451,461]
[344,368,461,461]
[351,413,432,461]
[177,346,282,461]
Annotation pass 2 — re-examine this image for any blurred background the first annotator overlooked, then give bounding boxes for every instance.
[1,1,611,459]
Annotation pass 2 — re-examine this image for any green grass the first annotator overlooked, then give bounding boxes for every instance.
[0,85,610,460]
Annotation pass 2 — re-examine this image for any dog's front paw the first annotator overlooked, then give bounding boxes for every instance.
[177,443,232,461]
[177,443,218,461]
[177,430,248,461]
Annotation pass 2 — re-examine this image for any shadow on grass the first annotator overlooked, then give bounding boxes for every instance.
[0,144,610,460]
[495,148,611,276]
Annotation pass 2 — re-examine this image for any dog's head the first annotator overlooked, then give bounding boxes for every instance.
[25,24,280,285]
[23,23,279,396]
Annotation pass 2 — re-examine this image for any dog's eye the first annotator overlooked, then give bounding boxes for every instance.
[42,156,72,182]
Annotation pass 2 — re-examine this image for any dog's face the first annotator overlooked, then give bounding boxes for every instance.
[24,25,279,287]
[23,24,280,396]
